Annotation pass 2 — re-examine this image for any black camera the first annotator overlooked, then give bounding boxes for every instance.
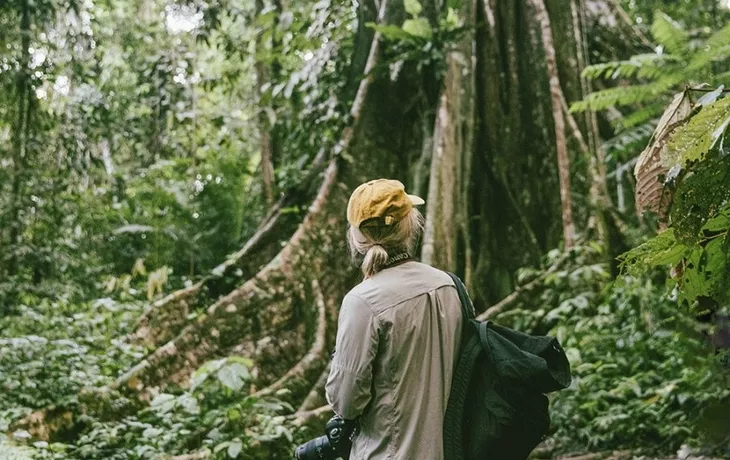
[294,415,357,460]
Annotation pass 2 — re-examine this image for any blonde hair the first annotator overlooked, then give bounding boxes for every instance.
[347,208,425,278]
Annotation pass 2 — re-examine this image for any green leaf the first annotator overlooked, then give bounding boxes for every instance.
[150,393,176,414]
[581,53,674,81]
[664,96,730,168]
[213,442,229,454]
[226,356,254,368]
[227,438,242,458]
[191,358,226,390]
[444,7,459,29]
[688,23,730,73]
[703,207,730,232]
[677,248,712,304]
[651,12,689,55]
[571,82,672,113]
[402,18,432,40]
[648,241,688,267]
[619,228,686,276]
[404,0,423,16]
[216,362,250,391]
[367,23,413,41]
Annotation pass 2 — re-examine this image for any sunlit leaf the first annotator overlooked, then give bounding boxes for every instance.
[404,0,423,16]
[227,438,242,458]
[402,18,432,40]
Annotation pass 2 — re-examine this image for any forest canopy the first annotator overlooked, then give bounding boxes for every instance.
[1,0,730,459]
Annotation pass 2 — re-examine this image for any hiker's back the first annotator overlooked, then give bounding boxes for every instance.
[330,261,462,460]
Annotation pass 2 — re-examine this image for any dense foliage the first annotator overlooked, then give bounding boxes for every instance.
[504,247,730,456]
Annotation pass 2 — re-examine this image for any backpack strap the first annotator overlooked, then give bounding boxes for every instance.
[447,272,476,321]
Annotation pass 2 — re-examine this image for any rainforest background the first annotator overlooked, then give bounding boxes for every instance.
[1,0,730,458]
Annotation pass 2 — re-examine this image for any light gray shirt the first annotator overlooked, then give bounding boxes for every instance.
[325,261,463,460]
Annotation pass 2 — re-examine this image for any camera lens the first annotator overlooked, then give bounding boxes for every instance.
[294,435,331,460]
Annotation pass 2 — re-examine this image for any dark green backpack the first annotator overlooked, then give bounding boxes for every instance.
[444,273,572,460]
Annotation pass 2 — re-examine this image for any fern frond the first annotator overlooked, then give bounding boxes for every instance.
[664,96,730,167]
[581,54,677,81]
[651,12,689,55]
[571,82,673,113]
[705,22,730,50]
[615,101,667,130]
[711,70,730,86]
[603,119,658,154]
[687,23,730,72]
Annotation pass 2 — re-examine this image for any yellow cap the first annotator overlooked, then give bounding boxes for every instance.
[346,179,425,229]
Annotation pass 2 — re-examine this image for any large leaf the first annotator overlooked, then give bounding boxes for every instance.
[404,0,422,16]
[633,90,693,217]
[664,96,730,168]
[619,228,687,276]
[216,362,250,391]
[570,83,671,113]
[402,18,432,40]
[581,53,674,81]
[366,23,413,41]
[670,154,730,242]
[687,23,730,73]
[227,438,242,458]
[190,358,226,390]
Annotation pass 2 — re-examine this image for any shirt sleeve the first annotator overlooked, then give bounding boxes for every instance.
[325,293,380,420]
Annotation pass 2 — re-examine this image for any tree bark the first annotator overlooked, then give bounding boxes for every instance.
[468,0,582,307]
[256,0,276,205]
[531,0,576,249]
[421,0,475,272]
[7,0,32,279]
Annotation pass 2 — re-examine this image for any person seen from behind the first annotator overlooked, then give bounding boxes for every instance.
[324,178,464,460]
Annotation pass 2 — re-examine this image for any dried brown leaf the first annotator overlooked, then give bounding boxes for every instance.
[634,90,693,217]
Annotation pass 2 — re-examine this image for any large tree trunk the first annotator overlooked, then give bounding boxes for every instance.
[531,0,576,248]
[460,0,584,308]
[422,0,630,307]
[421,0,475,275]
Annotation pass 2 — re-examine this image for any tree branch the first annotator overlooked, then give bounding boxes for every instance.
[297,362,331,413]
[168,450,211,460]
[289,405,333,427]
[476,252,571,321]
[560,93,590,156]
